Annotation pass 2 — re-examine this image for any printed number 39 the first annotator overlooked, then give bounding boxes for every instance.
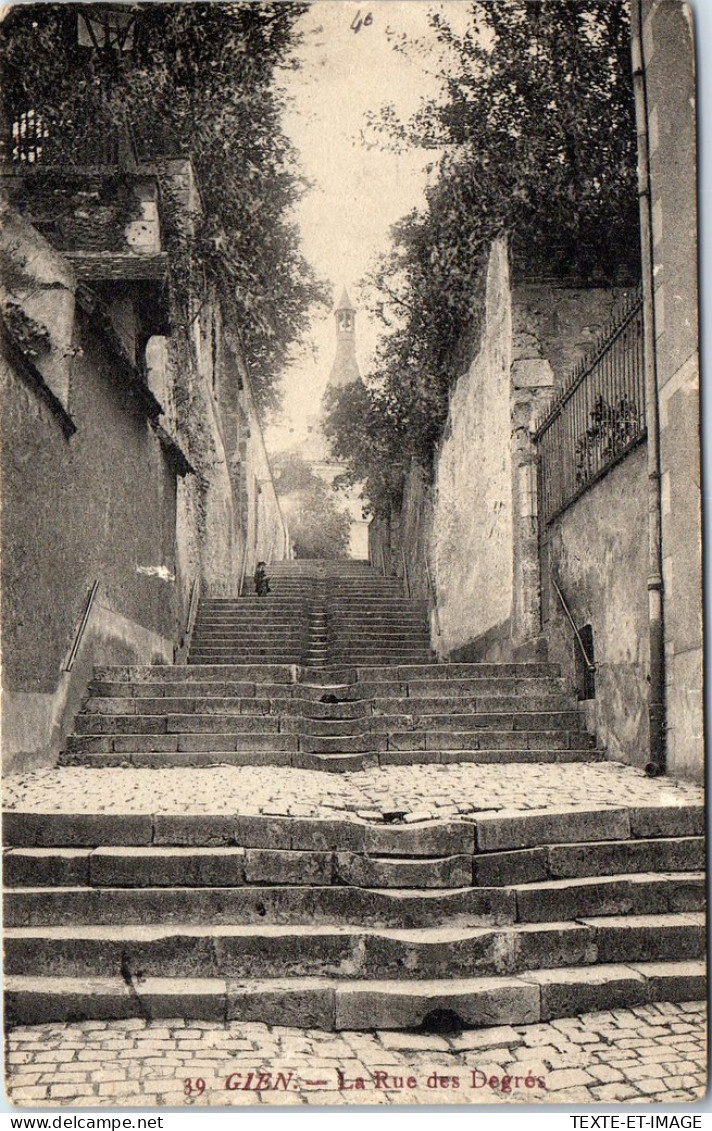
[351,10,373,33]
[185,1078,206,1096]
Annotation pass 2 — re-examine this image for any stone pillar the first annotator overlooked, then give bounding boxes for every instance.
[510,356,554,651]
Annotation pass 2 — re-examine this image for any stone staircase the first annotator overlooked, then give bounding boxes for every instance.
[190,558,432,668]
[3,559,705,1028]
[3,802,705,1028]
[60,560,598,772]
[59,661,598,772]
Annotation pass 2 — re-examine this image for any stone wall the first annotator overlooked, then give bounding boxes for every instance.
[383,241,632,667]
[541,444,650,766]
[243,374,290,576]
[375,238,650,772]
[431,239,513,657]
[1,217,176,772]
[1,192,288,771]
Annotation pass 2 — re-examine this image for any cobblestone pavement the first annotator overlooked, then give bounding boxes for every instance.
[5,1002,706,1108]
[2,762,702,820]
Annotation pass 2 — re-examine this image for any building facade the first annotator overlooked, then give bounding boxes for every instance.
[1,157,288,773]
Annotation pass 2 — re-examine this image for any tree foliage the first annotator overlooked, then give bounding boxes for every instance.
[0,3,328,413]
[329,0,639,515]
[273,451,351,559]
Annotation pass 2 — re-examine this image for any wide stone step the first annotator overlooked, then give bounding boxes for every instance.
[192,623,308,634]
[191,628,307,640]
[70,711,581,741]
[188,645,304,654]
[64,733,299,755]
[373,695,576,714]
[327,629,431,640]
[297,731,593,754]
[187,655,304,664]
[82,697,286,716]
[94,665,300,684]
[5,837,703,889]
[4,960,705,1029]
[194,611,309,621]
[4,913,704,981]
[60,751,298,769]
[200,600,308,608]
[85,679,571,704]
[327,623,430,633]
[91,663,565,686]
[59,746,603,770]
[4,877,703,930]
[74,715,284,735]
[273,712,584,737]
[88,681,272,699]
[5,885,515,929]
[7,805,701,854]
[82,696,386,719]
[329,643,431,653]
[330,659,433,668]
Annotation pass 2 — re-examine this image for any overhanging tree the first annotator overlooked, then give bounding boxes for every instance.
[0,3,328,414]
[273,451,351,559]
[327,0,639,514]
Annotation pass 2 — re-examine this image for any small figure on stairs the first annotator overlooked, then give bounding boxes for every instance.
[254,561,270,597]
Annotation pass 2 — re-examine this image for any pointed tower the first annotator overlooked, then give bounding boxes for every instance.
[328,287,361,389]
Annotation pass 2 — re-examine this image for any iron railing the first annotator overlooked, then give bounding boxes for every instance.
[7,109,121,167]
[64,580,99,673]
[4,108,184,168]
[534,290,646,525]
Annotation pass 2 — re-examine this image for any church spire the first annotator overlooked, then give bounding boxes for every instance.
[328,286,361,389]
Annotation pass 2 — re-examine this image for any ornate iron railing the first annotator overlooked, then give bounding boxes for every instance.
[6,109,121,167]
[534,290,646,525]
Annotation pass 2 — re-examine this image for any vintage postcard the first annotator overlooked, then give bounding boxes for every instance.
[0,0,705,1111]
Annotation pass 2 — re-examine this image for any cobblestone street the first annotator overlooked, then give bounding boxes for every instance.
[5,1001,706,1108]
[3,761,702,820]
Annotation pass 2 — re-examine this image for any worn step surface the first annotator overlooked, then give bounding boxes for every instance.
[4,912,705,980]
[5,557,706,1029]
[4,961,705,1029]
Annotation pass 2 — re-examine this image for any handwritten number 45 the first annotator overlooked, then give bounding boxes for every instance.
[351,10,373,33]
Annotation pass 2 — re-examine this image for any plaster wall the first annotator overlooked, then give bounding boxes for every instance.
[431,239,513,656]
[245,387,289,572]
[542,444,650,767]
[0,204,75,405]
[2,225,177,770]
[2,192,287,770]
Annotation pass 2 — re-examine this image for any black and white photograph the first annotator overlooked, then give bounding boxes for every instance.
[0,0,705,1110]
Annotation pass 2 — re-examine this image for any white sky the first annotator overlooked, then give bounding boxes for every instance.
[266,1,466,454]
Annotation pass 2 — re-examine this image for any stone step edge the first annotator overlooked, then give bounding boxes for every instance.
[4,840,703,888]
[4,961,705,1029]
[58,748,604,771]
[94,662,561,680]
[4,915,705,981]
[5,877,705,916]
[74,710,584,725]
[4,910,704,941]
[3,804,703,851]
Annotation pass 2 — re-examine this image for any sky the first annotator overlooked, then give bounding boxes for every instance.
[265,1,466,454]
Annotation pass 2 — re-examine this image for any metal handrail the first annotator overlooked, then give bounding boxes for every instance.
[64,580,99,672]
[184,577,200,643]
[551,574,595,673]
